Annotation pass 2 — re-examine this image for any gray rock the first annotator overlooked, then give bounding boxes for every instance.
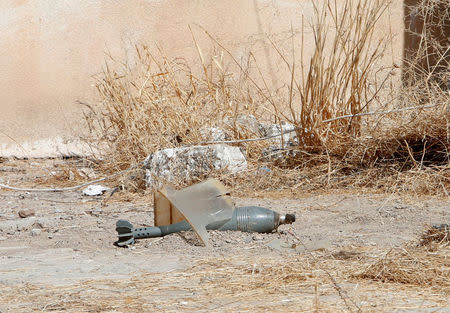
[145,144,247,186]
[18,209,35,218]
[261,145,295,162]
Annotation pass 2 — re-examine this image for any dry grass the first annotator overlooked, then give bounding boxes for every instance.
[354,247,449,293]
[81,44,265,170]
[280,0,393,147]
[80,0,449,196]
[2,239,448,312]
[352,224,450,295]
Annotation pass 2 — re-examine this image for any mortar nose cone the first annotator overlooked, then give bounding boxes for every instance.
[284,214,296,224]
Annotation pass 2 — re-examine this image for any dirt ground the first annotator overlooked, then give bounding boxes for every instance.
[0,159,449,312]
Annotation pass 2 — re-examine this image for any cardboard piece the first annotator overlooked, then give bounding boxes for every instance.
[153,178,234,246]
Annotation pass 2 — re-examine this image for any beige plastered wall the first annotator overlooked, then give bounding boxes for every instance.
[0,0,404,157]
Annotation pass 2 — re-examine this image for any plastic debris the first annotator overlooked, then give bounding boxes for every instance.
[82,185,109,196]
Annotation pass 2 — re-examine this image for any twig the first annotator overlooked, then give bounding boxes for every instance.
[101,187,120,206]
[419,140,427,171]
[404,139,418,166]
[440,181,449,197]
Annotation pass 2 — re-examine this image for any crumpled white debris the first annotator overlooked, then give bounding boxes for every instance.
[82,184,109,196]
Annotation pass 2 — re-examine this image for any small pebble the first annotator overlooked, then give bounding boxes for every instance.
[18,209,35,218]
[30,229,41,236]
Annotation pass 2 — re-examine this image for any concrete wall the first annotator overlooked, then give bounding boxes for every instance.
[0,0,404,157]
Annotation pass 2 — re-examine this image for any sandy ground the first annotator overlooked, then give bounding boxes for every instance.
[0,159,449,312]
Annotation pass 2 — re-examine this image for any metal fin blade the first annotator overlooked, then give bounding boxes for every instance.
[162,179,234,246]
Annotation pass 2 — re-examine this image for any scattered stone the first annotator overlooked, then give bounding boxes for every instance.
[0,166,25,173]
[86,208,101,217]
[30,229,41,236]
[18,209,35,218]
[145,144,247,186]
[267,238,297,252]
[82,185,109,196]
[261,146,292,162]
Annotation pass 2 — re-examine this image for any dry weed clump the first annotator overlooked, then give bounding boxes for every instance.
[232,109,448,196]
[354,246,450,293]
[420,224,450,247]
[354,225,450,294]
[286,0,393,147]
[82,45,267,170]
